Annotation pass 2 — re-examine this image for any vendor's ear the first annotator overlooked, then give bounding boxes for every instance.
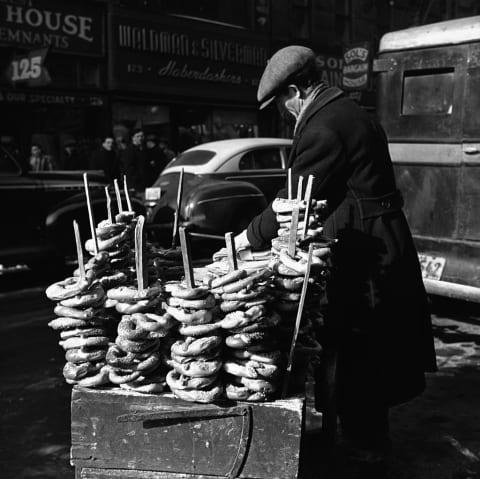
[286,84,301,99]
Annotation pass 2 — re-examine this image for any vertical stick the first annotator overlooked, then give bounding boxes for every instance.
[288,205,300,258]
[123,175,133,212]
[225,232,238,271]
[83,173,98,255]
[179,226,195,289]
[287,168,292,200]
[302,175,314,239]
[135,215,146,292]
[296,175,304,202]
[281,243,314,399]
[114,179,123,214]
[105,186,114,224]
[171,168,185,248]
[73,220,85,282]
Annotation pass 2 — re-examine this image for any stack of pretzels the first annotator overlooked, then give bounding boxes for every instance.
[201,268,283,402]
[46,276,111,387]
[105,284,174,392]
[165,282,224,403]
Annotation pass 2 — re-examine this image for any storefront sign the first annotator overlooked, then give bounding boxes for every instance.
[109,12,268,102]
[342,42,371,91]
[0,89,105,106]
[0,0,104,56]
[316,54,343,87]
[5,48,50,86]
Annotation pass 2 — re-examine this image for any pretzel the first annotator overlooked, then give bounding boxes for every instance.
[171,357,222,377]
[117,315,149,340]
[214,269,272,295]
[166,306,213,325]
[133,312,176,332]
[115,336,158,354]
[272,197,307,214]
[106,344,139,368]
[49,317,100,331]
[225,383,268,402]
[166,370,217,390]
[53,304,103,320]
[63,361,103,381]
[273,275,304,292]
[108,367,142,385]
[85,227,130,253]
[167,294,216,310]
[225,331,269,349]
[59,283,105,309]
[65,366,110,387]
[223,359,279,379]
[170,382,223,404]
[59,335,109,350]
[171,349,220,364]
[171,336,222,357]
[234,375,277,394]
[115,296,161,314]
[167,283,209,299]
[45,276,90,301]
[107,285,162,302]
[65,347,107,364]
[115,211,136,223]
[207,269,247,289]
[221,285,268,301]
[229,348,282,365]
[59,327,107,340]
[119,374,166,393]
[178,321,222,337]
[99,271,129,289]
[96,222,126,239]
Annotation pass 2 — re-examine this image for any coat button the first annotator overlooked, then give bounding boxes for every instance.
[381,200,391,208]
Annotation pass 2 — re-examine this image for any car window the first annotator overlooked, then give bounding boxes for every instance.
[0,147,20,175]
[238,148,283,170]
[168,149,216,167]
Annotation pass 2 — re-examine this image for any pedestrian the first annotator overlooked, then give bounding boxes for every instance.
[63,140,84,170]
[28,143,55,171]
[89,135,118,181]
[121,128,151,191]
[157,136,175,162]
[227,46,437,478]
[145,134,169,178]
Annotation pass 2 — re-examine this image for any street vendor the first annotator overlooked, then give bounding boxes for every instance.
[229,45,437,477]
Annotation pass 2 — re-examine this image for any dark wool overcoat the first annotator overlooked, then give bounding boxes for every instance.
[247,87,437,408]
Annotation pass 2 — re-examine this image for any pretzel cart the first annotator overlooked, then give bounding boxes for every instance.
[46,174,331,479]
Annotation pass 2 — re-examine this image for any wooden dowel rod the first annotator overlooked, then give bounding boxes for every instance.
[281,243,314,399]
[123,175,133,212]
[302,175,314,239]
[287,168,292,200]
[172,168,185,248]
[105,186,113,224]
[179,226,195,289]
[135,215,146,292]
[225,232,238,271]
[288,205,300,258]
[296,176,303,202]
[73,220,85,282]
[83,173,98,255]
[114,179,123,214]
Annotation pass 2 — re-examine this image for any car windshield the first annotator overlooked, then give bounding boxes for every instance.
[168,149,216,167]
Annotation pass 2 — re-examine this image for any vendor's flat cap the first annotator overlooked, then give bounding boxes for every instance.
[257,45,315,109]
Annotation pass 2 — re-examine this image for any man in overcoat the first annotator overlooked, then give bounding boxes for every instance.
[234,45,437,477]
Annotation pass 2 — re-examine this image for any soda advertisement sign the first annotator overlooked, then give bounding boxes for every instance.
[0,0,104,56]
[342,42,371,90]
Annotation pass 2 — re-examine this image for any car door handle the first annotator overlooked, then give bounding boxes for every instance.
[463,146,480,154]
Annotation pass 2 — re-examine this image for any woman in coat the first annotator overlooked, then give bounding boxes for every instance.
[233,45,437,476]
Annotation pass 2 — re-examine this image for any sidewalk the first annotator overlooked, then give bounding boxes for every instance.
[0,292,479,478]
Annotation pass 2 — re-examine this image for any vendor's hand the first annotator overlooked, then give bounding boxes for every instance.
[233,229,251,250]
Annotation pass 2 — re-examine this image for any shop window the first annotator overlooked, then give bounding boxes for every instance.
[402,68,454,116]
[239,148,282,170]
[0,147,19,175]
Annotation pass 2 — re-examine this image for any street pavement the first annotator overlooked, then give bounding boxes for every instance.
[0,290,479,478]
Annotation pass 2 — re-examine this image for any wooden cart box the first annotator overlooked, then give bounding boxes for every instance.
[71,387,305,479]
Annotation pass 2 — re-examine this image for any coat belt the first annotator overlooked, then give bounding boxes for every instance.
[345,189,404,220]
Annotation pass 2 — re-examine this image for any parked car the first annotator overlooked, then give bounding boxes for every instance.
[0,146,143,277]
[144,138,292,254]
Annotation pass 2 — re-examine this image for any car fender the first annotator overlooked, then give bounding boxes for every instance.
[181,178,268,235]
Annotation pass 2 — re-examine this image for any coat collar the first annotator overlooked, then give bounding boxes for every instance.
[293,86,344,140]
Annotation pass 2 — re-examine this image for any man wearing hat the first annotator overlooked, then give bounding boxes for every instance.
[232,46,437,477]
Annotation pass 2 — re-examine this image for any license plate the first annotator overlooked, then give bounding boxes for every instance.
[418,254,446,281]
[145,187,162,201]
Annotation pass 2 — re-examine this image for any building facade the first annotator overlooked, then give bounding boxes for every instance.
[0,0,478,168]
